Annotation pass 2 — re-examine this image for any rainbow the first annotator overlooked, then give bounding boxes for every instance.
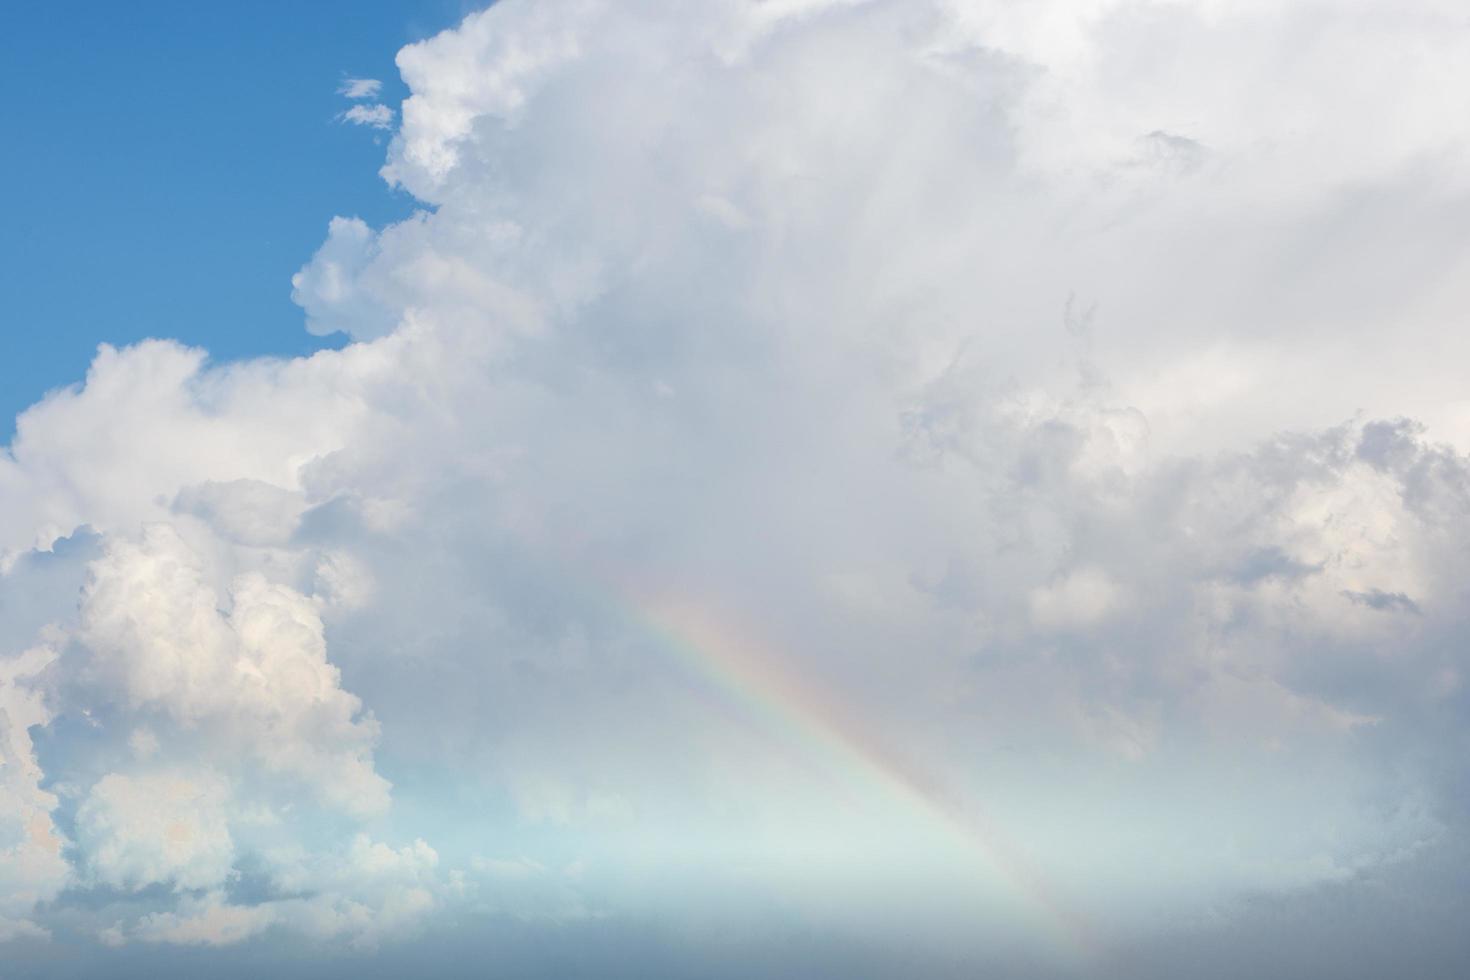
[598,582,1101,963]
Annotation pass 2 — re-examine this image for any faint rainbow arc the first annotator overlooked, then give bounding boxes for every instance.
[595,584,1100,962]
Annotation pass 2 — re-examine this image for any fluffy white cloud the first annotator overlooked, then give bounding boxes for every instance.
[0,647,69,940]
[0,338,382,565]
[77,525,389,818]
[290,217,398,338]
[121,891,277,946]
[76,771,235,892]
[6,0,1470,970]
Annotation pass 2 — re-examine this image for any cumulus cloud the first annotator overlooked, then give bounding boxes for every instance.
[76,771,235,892]
[6,0,1470,974]
[289,216,397,337]
[76,525,389,817]
[123,891,277,946]
[0,647,70,940]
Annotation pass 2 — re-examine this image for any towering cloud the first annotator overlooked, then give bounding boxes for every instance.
[4,1,1470,975]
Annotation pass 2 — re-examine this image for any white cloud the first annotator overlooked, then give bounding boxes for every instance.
[127,891,277,946]
[0,646,70,940]
[338,77,383,100]
[1028,567,1126,632]
[7,0,1470,968]
[385,1,587,196]
[340,103,395,130]
[76,771,235,892]
[289,216,397,337]
[112,832,441,947]
[77,525,390,818]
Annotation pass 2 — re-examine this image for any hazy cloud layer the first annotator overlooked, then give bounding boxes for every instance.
[5,1,1470,975]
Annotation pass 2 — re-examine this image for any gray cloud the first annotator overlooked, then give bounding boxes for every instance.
[1342,588,1421,615]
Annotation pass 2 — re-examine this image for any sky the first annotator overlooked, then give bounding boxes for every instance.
[4,1,1470,977]
[0,0,465,437]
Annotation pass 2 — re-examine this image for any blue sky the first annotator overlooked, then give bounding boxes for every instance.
[0,1,463,438]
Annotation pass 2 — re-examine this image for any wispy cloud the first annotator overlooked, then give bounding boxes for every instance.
[339,103,394,129]
[337,76,382,99]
